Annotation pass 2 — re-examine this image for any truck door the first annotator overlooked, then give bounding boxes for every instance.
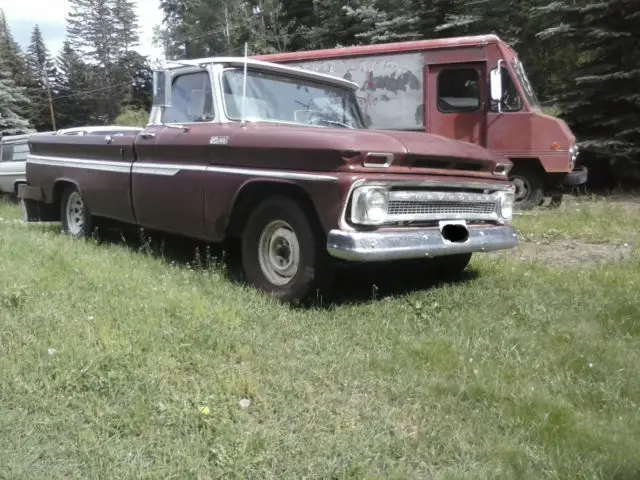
[426,62,487,146]
[133,67,216,239]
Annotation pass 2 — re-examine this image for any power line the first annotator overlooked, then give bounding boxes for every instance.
[51,81,134,101]
[21,23,313,111]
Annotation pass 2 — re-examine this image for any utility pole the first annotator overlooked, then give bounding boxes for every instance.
[42,71,56,131]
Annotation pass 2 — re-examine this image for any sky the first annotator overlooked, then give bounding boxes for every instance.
[3,0,166,62]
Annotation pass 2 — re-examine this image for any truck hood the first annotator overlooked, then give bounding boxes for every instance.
[230,123,509,171]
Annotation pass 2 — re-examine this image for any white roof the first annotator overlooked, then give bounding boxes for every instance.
[162,56,359,90]
[56,125,143,134]
[1,130,52,143]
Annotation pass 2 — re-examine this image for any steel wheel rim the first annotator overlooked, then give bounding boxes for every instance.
[66,192,85,235]
[258,219,300,286]
[512,176,530,202]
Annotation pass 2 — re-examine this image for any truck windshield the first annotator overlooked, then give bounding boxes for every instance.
[511,60,540,109]
[221,68,366,129]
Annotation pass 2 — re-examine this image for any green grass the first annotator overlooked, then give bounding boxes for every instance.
[1,197,640,479]
[513,194,640,244]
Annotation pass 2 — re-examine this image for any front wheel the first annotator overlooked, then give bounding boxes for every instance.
[510,166,544,210]
[428,253,472,280]
[241,196,329,302]
[60,186,92,237]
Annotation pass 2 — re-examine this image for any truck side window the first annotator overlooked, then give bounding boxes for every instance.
[162,71,215,123]
[437,68,480,113]
[1,145,14,161]
[12,143,29,161]
[491,67,523,112]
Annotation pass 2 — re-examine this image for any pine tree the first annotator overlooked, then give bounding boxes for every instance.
[52,40,95,128]
[66,0,141,122]
[303,0,365,48]
[0,54,31,136]
[234,0,300,54]
[342,0,474,46]
[0,8,30,122]
[25,25,57,131]
[0,9,29,86]
[536,0,640,183]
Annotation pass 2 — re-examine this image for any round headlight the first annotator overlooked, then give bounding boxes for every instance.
[500,191,515,221]
[365,189,387,223]
[350,186,389,225]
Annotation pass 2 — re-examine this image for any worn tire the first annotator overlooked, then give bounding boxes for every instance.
[60,186,92,238]
[510,166,544,210]
[549,194,563,208]
[241,195,329,302]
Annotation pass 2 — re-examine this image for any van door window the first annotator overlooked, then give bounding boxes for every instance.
[437,68,480,113]
[491,66,523,112]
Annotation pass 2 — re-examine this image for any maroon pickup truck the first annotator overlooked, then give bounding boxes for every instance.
[18,57,518,302]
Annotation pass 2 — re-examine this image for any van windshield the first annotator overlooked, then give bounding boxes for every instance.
[221,68,366,129]
[511,60,540,109]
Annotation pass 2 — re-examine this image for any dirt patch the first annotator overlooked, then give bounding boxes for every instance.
[488,240,635,267]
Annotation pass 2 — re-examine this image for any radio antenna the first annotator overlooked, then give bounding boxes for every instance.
[241,42,248,127]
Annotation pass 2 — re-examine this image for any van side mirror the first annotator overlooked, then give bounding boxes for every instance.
[152,70,172,108]
[490,66,502,103]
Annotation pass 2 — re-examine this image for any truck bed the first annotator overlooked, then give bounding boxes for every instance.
[27,131,141,225]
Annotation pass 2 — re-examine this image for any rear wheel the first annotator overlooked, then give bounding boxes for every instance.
[61,186,92,237]
[241,195,329,302]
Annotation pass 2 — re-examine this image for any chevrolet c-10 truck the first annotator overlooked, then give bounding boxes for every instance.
[18,56,518,302]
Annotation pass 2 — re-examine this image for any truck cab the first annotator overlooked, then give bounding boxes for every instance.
[254,34,587,209]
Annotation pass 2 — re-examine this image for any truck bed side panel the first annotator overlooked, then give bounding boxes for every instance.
[28,134,137,224]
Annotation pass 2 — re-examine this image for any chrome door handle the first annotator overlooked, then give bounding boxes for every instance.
[139,132,155,139]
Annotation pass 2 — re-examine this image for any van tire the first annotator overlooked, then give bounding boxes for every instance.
[241,195,329,303]
[510,166,544,210]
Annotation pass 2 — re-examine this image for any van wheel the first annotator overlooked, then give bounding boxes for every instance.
[241,196,328,302]
[510,167,544,210]
[61,186,92,238]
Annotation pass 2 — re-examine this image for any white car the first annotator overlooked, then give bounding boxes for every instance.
[0,133,33,196]
[0,126,143,197]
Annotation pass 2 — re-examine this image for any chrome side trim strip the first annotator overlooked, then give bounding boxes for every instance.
[205,164,338,182]
[28,154,131,173]
[27,154,338,182]
[132,163,196,176]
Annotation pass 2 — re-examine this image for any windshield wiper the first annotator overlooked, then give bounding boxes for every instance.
[316,118,353,129]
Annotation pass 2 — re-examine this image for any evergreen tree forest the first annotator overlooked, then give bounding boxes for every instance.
[1,0,639,185]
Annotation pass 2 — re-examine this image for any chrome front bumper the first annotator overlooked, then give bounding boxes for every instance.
[326,225,518,262]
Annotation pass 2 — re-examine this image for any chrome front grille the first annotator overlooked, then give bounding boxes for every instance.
[388,200,496,216]
[385,190,501,222]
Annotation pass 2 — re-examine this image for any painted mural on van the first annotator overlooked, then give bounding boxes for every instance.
[295,52,424,131]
